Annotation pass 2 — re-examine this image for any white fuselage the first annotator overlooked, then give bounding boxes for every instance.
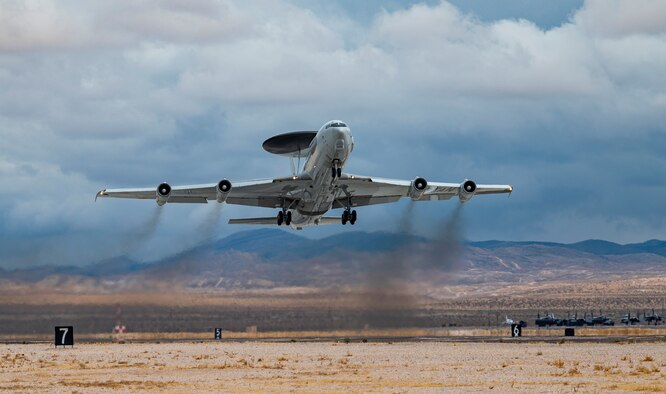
[287,120,353,228]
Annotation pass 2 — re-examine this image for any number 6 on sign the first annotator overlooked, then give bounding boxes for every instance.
[511,323,521,337]
[55,326,74,347]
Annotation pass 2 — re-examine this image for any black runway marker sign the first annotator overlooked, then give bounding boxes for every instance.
[214,328,222,340]
[511,324,522,337]
[55,326,74,347]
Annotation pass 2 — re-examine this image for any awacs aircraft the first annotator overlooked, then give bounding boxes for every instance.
[96,120,513,229]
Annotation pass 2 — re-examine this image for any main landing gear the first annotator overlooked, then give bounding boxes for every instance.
[277,210,292,226]
[332,160,342,178]
[341,209,357,225]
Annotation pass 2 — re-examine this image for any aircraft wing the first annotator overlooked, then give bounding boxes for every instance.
[96,174,511,209]
[334,175,512,208]
[96,177,311,208]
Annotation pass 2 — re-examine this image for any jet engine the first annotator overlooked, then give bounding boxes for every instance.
[458,179,477,202]
[216,179,232,203]
[156,182,171,206]
[408,177,428,200]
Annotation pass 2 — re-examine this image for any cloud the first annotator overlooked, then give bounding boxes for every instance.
[0,0,90,51]
[97,0,255,45]
[372,7,600,99]
[575,0,666,37]
[0,0,665,267]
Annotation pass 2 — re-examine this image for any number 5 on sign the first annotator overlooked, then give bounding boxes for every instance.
[55,326,74,347]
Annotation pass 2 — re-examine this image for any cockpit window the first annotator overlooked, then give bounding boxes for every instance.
[326,122,347,129]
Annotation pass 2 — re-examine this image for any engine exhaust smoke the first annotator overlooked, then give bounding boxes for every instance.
[124,206,164,258]
[352,201,466,328]
[426,202,465,271]
[365,201,416,294]
[198,202,224,244]
[355,201,418,327]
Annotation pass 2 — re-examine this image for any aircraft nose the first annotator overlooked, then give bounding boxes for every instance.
[331,127,351,141]
[331,128,351,152]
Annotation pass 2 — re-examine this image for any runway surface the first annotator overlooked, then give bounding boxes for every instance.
[3,325,666,344]
[2,341,665,392]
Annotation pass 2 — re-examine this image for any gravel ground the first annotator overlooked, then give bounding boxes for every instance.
[1,341,665,393]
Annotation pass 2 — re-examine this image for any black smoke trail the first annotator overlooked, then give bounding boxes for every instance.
[124,206,164,258]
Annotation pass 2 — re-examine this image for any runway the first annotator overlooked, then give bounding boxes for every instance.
[3,325,666,344]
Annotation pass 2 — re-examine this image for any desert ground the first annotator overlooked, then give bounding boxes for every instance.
[1,341,665,393]
[1,277,665,392]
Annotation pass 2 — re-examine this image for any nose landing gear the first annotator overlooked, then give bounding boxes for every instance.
[332,160,342,178]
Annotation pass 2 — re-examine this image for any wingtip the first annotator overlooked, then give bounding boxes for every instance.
[95,189,106,202]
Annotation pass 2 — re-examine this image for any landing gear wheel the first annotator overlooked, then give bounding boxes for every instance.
[337,167,342,178]
[332,166,337,178]
[277,211,284,226]
[341,210,349,225]
[350,210,357,225]
[285,211,292,226]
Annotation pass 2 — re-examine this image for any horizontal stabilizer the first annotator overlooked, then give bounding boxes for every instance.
[229,217,278,225]
[228,217,342,225]
[317,217,343,225]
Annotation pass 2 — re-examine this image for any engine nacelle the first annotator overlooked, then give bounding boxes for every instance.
[408,177,428,200]
[459,179,477,202]
[216,179,232,203]
[156,182,171,206]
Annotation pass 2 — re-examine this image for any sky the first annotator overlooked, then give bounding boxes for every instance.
[1,0,665,268]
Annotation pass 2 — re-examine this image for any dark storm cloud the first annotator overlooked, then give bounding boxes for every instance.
[0,0,665,268]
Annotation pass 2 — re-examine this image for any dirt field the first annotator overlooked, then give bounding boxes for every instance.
[1,341,665,393]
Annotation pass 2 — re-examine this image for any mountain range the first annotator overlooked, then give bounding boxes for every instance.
[2,229,666,290]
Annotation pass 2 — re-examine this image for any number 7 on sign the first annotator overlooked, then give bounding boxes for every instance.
[59,327,69,345]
